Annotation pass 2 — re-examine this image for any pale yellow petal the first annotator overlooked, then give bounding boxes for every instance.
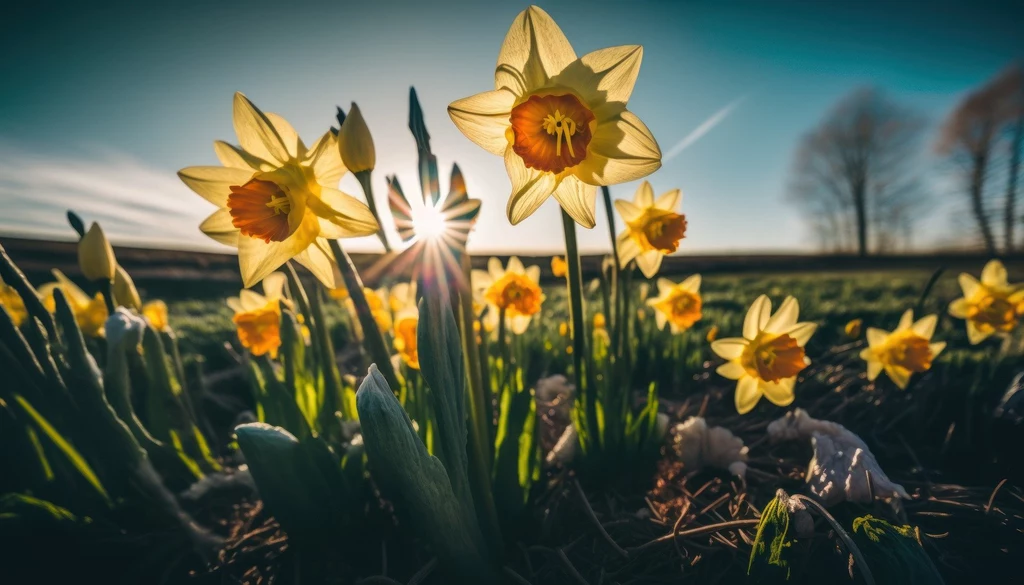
[884,365,911,390]
[617,231,641,268]
[958,273,980,299]
[966,320,990,344]
[233,92,289,165]
[896,309,914,332]
[526,265,541,283]
[654,310,667,330]
[574,109,662,186]
[471,269,492,291]
[199,209,240,247]
[760,377,796,407]
[178,166,254,207]
[505,147,557,225]
[866,327,888,348]
[765,296,799,333]
[929,341,946,358]
[226,297,244,314]
[507,256,526,274]
[981,259,1007,287]
[552,176,597,228]
[735,376,761,414]
[312,186,379,238]
[495,5,576,95]
[786,322,817,346]
[509,314,532,335]
[656,278,675,296]
[213,140,267,171]
[239,289,268,312]
[261,272,287,300]
[236,213,319,288]
[634,250,663,279]
[712,338,748,360]
[614,198,643,223]
[488,257,504,281]
[716,361,745,380]
[265,112,304,159]
[293,240,336,288]
[743,295,771,340]
[947,298,970,319]
[865,357,882,381]
[551,45,643,106]
[679,273,701,293]
[307,131,347,188]
[655,188,681,211]
[447,89,516,156]
[911,314,937,339]
[633,180,654,207]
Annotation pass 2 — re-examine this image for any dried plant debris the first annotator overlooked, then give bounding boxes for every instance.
[768,408,910,505]
[669,416,749,478]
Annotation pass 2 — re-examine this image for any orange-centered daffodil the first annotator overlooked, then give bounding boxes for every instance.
[947,259,1023,344]
[179,93,379,288]
[616,181,686,278]
[447,5,661,228]
[38,270,108,337]
[227,272,291,358]
[711,295,817,414]
[647,274,703,333]
[860,310,945,390]
[388,282,420,369]
[473,257,545,334]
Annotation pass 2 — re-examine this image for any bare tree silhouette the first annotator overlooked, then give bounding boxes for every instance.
[789,88,927,255]
[937,64,1023,255]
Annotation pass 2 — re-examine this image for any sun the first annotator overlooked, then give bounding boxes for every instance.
[412,205,449,241]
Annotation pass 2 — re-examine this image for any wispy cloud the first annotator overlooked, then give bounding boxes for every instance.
[663,95,746,162]
[0,145,227,251]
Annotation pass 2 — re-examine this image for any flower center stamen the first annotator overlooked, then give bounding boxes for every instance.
[542,110,578,158]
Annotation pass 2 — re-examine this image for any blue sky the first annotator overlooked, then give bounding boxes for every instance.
[1,0,1021,255]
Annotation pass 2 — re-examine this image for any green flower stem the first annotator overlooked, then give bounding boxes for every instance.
[328,239,401,392]
[355,171,392,253]
[561,209,598,450]
[601,186,622,353]
[99,278,116,314]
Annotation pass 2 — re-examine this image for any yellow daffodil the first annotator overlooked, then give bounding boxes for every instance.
[179,93,379,288]
[472,257,545,334]
[38,270,108,337]
[551,256,568,278]
[447,5,661,228]
[705,325,719,343]
[616,181,686,278]
[364,287,392,333]
[593,312,606,330]
[78,223,117,281]
[844,318,863,339]
[388,282,420,369]
[948,259,1023,344]
[647,275,702,333]
[712,295,817,414]
[0,278,28,327]
[227,272,290,358]
[860,310,945,390]
[143,300,170,332]
[558,321,569,336]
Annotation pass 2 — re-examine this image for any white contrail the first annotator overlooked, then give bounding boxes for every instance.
[663,95,747,161]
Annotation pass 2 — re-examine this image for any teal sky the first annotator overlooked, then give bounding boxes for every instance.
[1,0,1021,255]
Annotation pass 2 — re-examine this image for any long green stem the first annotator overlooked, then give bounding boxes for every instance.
[561,210,598,451]
[355,171,392,252]
[327,239,401,392]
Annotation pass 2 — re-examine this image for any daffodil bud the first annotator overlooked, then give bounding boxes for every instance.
[337,102,375,173]
[114,265,142,310]
[78,223,116,281]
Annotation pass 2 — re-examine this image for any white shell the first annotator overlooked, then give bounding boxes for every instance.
[669,417,749,478]
[768,409,910,506]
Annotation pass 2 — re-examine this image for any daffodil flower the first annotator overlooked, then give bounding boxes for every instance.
[551,256,568,278]
[448,5,661,228]
[616,181,686,278]
[472,257,545,334]
[143,300,170,332]
[647,274,702,333]
[179,93,379,288]
[227,272,290,358]
[388,282,420,369]
[948,259,1023,344]
[712,295,817,414]
[860,310,945,390]
[38,270,108,337]
[0,277,28,327]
